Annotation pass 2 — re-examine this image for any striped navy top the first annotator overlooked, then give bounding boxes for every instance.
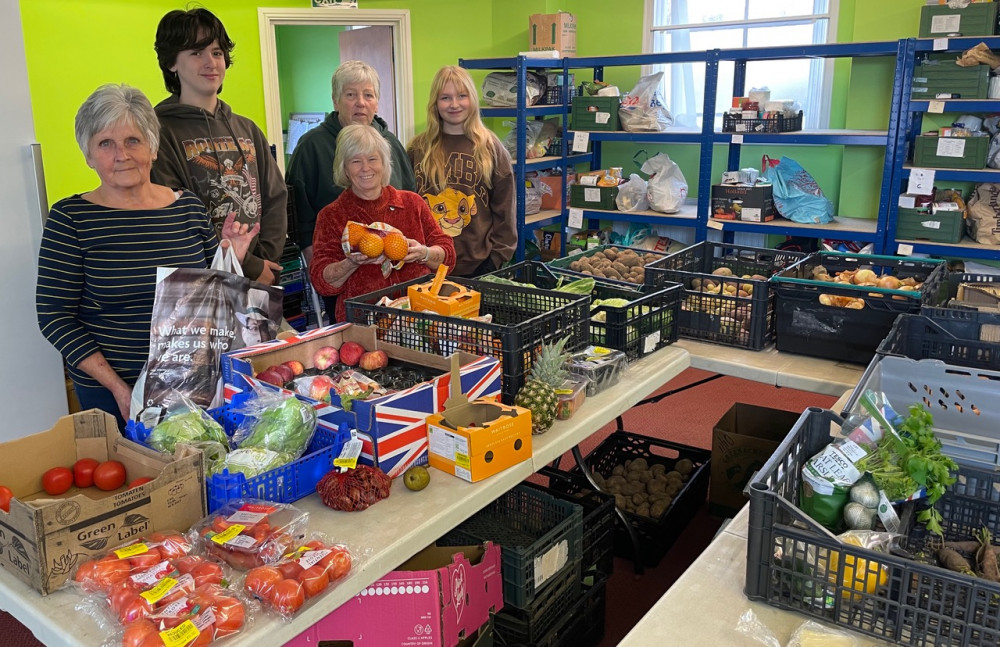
[36,190,218,389]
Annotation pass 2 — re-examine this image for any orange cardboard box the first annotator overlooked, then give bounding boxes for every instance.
[408,266,481,318]
[426,400,532,482]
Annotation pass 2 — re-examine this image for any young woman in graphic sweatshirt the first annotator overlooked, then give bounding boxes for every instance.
[151,8,287,285]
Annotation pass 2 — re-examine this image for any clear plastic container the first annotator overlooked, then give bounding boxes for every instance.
[555,377,589,420]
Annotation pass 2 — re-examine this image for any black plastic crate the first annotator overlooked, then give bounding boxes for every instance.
[722,110,802,133]
[492,560,581,647]
[947,272,1000,310]
[526,467,616,575]
[486,261,681,360]
[544,83,578,105]
[747,407,1000,647]
[769,252,948,364]
[568,431,711,567]
[878,309,1000,371]
[645,241,806,350]
[343,275,589,404]
[438,483,584,608]
[563,570,609,647]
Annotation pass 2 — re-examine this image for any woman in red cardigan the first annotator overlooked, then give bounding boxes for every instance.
[309,124,456,323]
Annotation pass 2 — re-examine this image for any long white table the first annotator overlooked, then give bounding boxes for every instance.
[0,346,691,647]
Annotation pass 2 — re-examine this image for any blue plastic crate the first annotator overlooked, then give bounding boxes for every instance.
[124,392,350,512]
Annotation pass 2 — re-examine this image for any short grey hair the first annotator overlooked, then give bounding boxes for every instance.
[75,84,160,157]
[331,60,380,102]
[332,124,393,189]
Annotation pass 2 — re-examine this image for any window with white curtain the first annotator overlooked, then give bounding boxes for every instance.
[644,0,836,130]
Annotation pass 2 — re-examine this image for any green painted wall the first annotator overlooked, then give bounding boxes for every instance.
[19,0,925,219]
[275,24,345,130]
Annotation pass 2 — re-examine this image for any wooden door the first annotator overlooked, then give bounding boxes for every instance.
[339,26,397,135]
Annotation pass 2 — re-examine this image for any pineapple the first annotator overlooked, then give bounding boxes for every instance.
[516,337,571,434]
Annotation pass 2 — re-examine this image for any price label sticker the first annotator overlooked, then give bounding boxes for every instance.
[160,621,199,647]
[211,523,245,545]
[568,208,584,229]
[115,543,149,559]
[927,100,945,114]
[707,218,724,230]
[896,243,914,256]
[932,38,949,52]
[731,134,744,144]
[906,168,935,196]
[571,131,590,152]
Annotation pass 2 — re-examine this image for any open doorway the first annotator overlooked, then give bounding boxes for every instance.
[257,8,413,175]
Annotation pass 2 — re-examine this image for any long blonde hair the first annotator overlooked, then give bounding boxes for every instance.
[410,66,496,192]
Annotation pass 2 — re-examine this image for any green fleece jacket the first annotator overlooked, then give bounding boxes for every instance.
[286,112,415,250]
[152,96,288,281]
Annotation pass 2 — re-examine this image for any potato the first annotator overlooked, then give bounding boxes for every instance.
[632,492,646,506]
[604,248,618,261]
[665,470,683,482]
[614,493,627,509]
[675,458,694,476]
[636,503,650,518]
[650,500,669,518]
[636,470,652,483]
[647,479,667,495]
[629,458,649,471]
[592,472,606,488]
[626,470,643,483]
[611,465,626,477]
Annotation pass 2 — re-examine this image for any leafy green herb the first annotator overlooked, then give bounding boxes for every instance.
[854,404,958,536]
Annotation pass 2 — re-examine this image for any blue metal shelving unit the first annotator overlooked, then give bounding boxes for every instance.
[885,37,1000,262]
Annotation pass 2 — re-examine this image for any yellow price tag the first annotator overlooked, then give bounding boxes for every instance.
[160,620,199,647]
[455,452,471,469]
[140,576,177,604]
[333,456,359,470]
[211,523,246,545]
[114,543,149,559]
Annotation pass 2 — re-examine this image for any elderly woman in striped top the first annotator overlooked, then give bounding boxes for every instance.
[36,83,257,429]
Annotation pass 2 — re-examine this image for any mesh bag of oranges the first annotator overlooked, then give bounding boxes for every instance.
[342,221,409,277]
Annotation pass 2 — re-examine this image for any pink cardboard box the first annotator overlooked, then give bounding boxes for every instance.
[285,542,503,647]
[221,323,502,478]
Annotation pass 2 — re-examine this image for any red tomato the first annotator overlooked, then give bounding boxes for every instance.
[191,561,224,588]
[118,595,152,624]
[109,583,140,615]
[92,460,126,491]
[189,622,214,647]
[93,556,130,592]
[122,619,162,647]
[303,540,325,551]
[72,458,99,488]
[41,467,73,496]
[244,566,282,601]
[272,578,305,615]
[277,560,304,581]
[299,565,329,598]
[211,595,246,637]
[320,547,352,581]
[174,555,202,575]
[0,485,14,512]
[150,531,191,560]
[211,516,235,534]
[129,476,154,489]
[128,546,163,571]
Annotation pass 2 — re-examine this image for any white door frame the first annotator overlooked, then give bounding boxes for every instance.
[257,7,413,174]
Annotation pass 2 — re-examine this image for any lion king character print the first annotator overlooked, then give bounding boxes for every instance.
[423,187,477,237]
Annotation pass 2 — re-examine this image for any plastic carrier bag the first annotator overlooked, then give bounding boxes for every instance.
[619,71,673,132]
[615,173,650,212]
[130,246,283,419]
[641,153,688,213]
[967,183,1000,244]
[762,155,835,224]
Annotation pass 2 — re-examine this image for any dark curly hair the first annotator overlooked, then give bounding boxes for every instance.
[154,8,235,95]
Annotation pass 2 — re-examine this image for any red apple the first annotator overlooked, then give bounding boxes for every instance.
[257,369,285,386]
[312,346,339,370]
[282,360,305,376]
[270,363,295,383]
[358,350,389,371]
[309,375,336,401]
[339,342,365,367]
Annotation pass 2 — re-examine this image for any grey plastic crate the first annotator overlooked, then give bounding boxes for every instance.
[747,407,1000,647]
[842,354,1000,470]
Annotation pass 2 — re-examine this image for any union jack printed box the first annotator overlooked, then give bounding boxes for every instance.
[221,323,502,478]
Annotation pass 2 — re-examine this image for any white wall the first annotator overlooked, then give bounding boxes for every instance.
[0,0,69,439]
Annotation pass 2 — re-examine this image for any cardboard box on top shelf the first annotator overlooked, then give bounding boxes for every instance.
[221,323,501,478]
[529,12,576,56]
[426,356,532,482]
[710,403,801,518]
[0,409,205,594]
[288,542,503,647]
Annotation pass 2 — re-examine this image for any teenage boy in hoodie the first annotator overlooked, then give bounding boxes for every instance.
[152,8,286,285]
[286,60,416,266]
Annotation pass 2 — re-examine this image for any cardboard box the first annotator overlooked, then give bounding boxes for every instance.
[711,184,776,222]
[531,174,572,211]
[529,12,576,56]
[288,543,503,647]
[425,356,532,482]
[0,410,205,594]
[221,323,502,478]
[710,403,801,517]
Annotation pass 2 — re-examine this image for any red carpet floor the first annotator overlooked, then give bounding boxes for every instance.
[0,367,837,647]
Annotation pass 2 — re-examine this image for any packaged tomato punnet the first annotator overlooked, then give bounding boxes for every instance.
[242,535,353,619]
[113,583,252,647]
[190,500,308,570]
[71,530,195,595]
